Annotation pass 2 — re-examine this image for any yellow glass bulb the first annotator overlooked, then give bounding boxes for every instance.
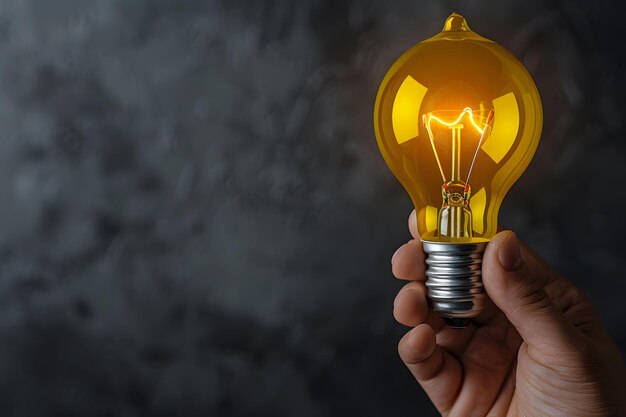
[374,13,542,243]
[373,13,543,326]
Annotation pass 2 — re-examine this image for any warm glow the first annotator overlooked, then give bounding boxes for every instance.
[373,13,542,242]
[422,108,494,185]
[426,107,488,135]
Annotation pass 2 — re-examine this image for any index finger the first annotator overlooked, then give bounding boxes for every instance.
[408,209,420,240]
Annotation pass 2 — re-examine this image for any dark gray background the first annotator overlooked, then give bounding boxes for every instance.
[0,0,623,416]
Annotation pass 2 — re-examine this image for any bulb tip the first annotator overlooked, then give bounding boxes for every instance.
[443,12,471,32]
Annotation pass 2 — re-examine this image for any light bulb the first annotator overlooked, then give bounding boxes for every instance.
[374,13,542,327]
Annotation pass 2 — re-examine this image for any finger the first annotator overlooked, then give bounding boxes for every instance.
[393,282,429,326]
[518,240,568,300]
[399,324,462,415]
[515,239,605,338]
[394,281,478,358]
[482,231,580,350]
[448,319,521,416]
[518,241,585,315]
[485,359,517,417]
[408,209,419,239]
[392,240,426,281]
[498,225,556,288]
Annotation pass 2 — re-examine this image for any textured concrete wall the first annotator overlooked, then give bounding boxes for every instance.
[0,0,622,416]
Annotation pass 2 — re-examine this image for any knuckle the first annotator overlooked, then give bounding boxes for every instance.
[522,287,551,311]
[515,272,552,311]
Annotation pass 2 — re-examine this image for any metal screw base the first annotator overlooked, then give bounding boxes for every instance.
[422,240,488,328]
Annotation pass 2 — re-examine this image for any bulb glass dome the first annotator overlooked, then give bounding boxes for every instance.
[374,13,542,243]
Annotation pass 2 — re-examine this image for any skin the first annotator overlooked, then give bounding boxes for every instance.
[392,210,626,417]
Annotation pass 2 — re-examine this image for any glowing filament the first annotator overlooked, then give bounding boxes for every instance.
[426,107,488,135]
[423,108,494,185]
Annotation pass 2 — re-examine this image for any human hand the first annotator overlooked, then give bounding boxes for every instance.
[392,210,626,417]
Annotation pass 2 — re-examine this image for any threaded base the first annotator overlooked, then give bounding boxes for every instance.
[422,241,488,328]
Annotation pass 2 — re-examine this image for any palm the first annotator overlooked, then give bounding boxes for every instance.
[397,262,612,416]
[411,308,521,416]
[437,313,521,414]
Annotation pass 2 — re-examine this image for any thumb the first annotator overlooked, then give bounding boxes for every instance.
[483,231,576,348]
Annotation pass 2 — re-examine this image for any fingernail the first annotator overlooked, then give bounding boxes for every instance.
[498,232,522,271]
